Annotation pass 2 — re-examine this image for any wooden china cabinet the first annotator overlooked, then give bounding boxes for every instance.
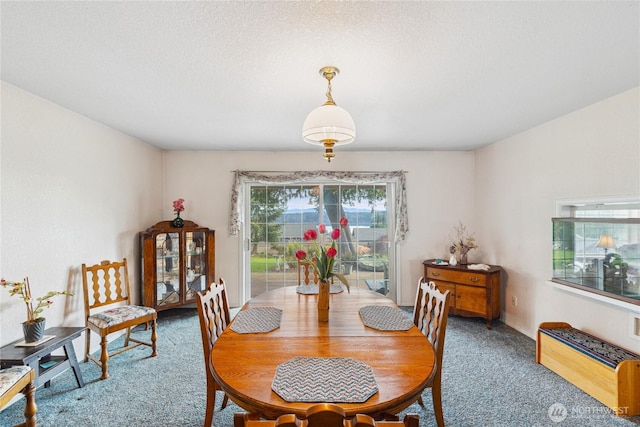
[140,220,215,311]
[423,259,503,329]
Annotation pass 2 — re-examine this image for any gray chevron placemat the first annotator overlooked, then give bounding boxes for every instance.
[271,356,378,403]
[359,305,414,331]
[295,284,344,294]
[230,307,282,334]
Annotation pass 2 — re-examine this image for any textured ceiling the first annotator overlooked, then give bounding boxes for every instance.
[1,1,638,152]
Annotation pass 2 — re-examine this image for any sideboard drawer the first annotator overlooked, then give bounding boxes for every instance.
[425,268,487,287]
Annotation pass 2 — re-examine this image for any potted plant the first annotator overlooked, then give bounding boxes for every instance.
[1,277,74,342]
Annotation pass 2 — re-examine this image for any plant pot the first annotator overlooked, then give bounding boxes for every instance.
[23,318,46,343]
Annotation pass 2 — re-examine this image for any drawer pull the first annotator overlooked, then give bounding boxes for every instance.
[469,277,479,282]
[431,271,440,277]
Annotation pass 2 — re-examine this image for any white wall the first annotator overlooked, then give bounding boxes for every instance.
[475,87,640,352]
[3,79,637,357]
[0,82,164,347]
[161,150,475,307]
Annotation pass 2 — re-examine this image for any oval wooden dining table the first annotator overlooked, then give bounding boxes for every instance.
[210,285,435,419]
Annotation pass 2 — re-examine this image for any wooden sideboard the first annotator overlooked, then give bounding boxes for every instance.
[423,259,503,329]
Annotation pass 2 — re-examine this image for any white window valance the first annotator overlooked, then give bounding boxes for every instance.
[229,170,408,242]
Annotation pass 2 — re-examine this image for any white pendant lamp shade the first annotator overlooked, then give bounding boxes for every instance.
[302,66,355,162]
[302,104,356,145]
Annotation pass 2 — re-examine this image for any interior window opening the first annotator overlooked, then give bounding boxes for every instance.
[552,200,640,305]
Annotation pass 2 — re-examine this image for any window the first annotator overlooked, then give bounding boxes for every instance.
[229,170,408,304]
[247,183,393,298]
[552,201,640,305]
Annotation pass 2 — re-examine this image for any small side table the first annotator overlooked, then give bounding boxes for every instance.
[0,326,86,389]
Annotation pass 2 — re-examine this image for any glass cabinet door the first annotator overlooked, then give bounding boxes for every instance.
[141,221,215,311]
[156,232,180,306]
[186,231,207,301]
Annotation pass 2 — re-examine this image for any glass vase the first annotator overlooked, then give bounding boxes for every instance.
[172,212,184,228]
[460,252,468,265]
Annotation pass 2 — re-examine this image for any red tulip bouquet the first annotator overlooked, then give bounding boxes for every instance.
[295,217,350,292]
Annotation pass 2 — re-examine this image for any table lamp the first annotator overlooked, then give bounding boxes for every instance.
[596,234,616,254]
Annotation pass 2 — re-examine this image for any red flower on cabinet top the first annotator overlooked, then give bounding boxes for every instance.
[173,198,185,213]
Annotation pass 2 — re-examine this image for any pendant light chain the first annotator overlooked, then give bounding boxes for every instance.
[325,71,335,105]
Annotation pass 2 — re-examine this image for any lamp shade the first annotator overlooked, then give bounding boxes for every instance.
[596,235,616,249]
[302,104,356,146]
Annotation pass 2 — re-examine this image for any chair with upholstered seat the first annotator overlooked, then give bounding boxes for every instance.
[82,258,157,380]
[196,279,231,427]
[0,366,37,427]
[234,403,419,427]
[412,278,451,427]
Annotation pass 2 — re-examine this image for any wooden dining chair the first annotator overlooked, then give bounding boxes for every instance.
[412,278,451,427]
[0,366,37,427]
[81,258,158,380]
[196,279,231,427]
[233,403,419,427]
[297,259,319,285]
[297,259,332,285]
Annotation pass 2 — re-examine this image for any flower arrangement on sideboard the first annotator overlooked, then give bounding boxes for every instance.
[450,221,478,265]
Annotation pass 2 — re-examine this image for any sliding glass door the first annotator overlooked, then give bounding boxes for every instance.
[245,182,395,299]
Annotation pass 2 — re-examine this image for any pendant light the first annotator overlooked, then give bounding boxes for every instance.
[302,66,356,162]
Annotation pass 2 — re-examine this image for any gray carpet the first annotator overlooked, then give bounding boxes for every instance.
[2,307,639,427]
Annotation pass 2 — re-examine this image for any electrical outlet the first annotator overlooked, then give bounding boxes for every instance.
[511,296,518,307]
[630,312,640,342]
